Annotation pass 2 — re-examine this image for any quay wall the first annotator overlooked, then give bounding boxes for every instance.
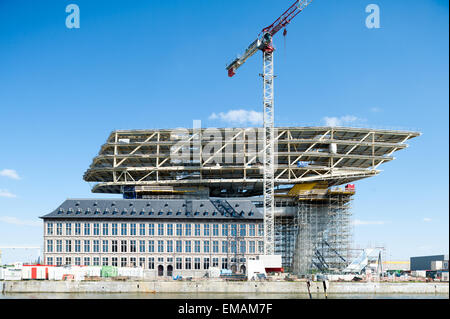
[2,280,449,294]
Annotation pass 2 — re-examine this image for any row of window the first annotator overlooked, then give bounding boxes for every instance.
[46,239,265,254]
[46,222,263,237]
[46,256,242,271]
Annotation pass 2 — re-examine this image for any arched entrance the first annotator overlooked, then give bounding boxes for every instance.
[158,265,164,276]
[167,265,173,277]
[240,265,246,274]
[231,264,237,273]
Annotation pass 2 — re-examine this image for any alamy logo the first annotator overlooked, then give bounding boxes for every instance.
[365,4,380,29]
[65,4,80,29]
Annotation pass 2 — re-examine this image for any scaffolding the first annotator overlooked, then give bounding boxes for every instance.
[273,185,354,275]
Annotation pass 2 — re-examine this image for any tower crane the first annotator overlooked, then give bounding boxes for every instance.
[225,0,313,256]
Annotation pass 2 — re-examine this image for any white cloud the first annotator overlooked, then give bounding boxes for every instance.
[423,218,432,222]
[0,216,41,227]
[352,219,386,226]
[0,169,20,180]
[323,115,365,127]
[0,189,17,198]
[209,109,263,125]
[370,107,381,113]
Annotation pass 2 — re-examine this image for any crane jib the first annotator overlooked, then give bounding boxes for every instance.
[226,0,312,77]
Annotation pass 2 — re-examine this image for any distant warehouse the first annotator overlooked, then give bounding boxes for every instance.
[410,255,449,271]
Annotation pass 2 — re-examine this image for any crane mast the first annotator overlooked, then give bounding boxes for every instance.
[225,0,313,256]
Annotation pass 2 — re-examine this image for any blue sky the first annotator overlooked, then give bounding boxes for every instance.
[0,0,448,263]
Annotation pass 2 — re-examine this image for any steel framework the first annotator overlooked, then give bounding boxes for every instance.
[84,127,419,196]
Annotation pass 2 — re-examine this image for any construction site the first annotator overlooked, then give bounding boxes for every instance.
[1,1,424,284]
[77,126,420,277]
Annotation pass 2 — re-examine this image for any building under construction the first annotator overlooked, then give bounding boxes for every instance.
[78,126,419,275]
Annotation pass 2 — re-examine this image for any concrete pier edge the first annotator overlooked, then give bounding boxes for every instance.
[2,281,449,295]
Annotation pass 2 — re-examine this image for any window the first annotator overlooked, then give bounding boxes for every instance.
[102,240,108,252]
[176,240,182,253]
[213,241,219,253]
[231,241,237,253]
[240,224,246,237]
[75,257,81,266]
[102,257,109,266]
[213,224,219,236]
[121,240,127,252]
[139,257,145,267]
[139,224,145,236]
[194,240,200,253]
[185,240,191,253]
[167,224,173,236]
[93,223,100,235]
[203,258,210,270]
[65,240,72,253]
[158,224,164,236]
[203,241,210,253]
[148,257,154,269]
[212,257,219,267]
[176,224,182,236]
[176,257,182,270]
[231,224,237,236]
[157,240,164,253]
[93,240,100,252]
[249,224,255,237]
[103,223,109,236]
[194,257,201,270]
[203,224,210,236]
[185,257,191,270]
[222,224,228,237]
[56,257,62,266]
[84,240,90,252]
[249,241,255,253]
[112,257,118,267]
[112,240,118,252]
[130,223,136,236]
[149,224,155,236]
[112,223,118,236]
[258,241,264,253]
[185,224,191,236]
[130,240,136,252]
[121,223,127,236]
[84,223,90,236]
[240,241,246,253]
[167,240,173,253]
[47,257,53,265]
[195,224,200,236]
[93,257,100,266]
[57,223,62,235]
[121,257,127,267]
[75,240,81,252]
[148,240,154,253]
[66,223,72,236]
[258,224,264,236]
[56,240,62,252]
[130,257,136,267]
[75,223,81,235]
[47,240,53,253]
[84,257,90,266]
[221,258,228,270]
[222,241,228,253]
[139,240,145,252]
[47,223,53,235]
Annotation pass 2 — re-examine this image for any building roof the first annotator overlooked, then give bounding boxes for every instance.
[40,198,263,220]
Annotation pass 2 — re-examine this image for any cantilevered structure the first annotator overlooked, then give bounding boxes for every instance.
[84,126,419,198]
